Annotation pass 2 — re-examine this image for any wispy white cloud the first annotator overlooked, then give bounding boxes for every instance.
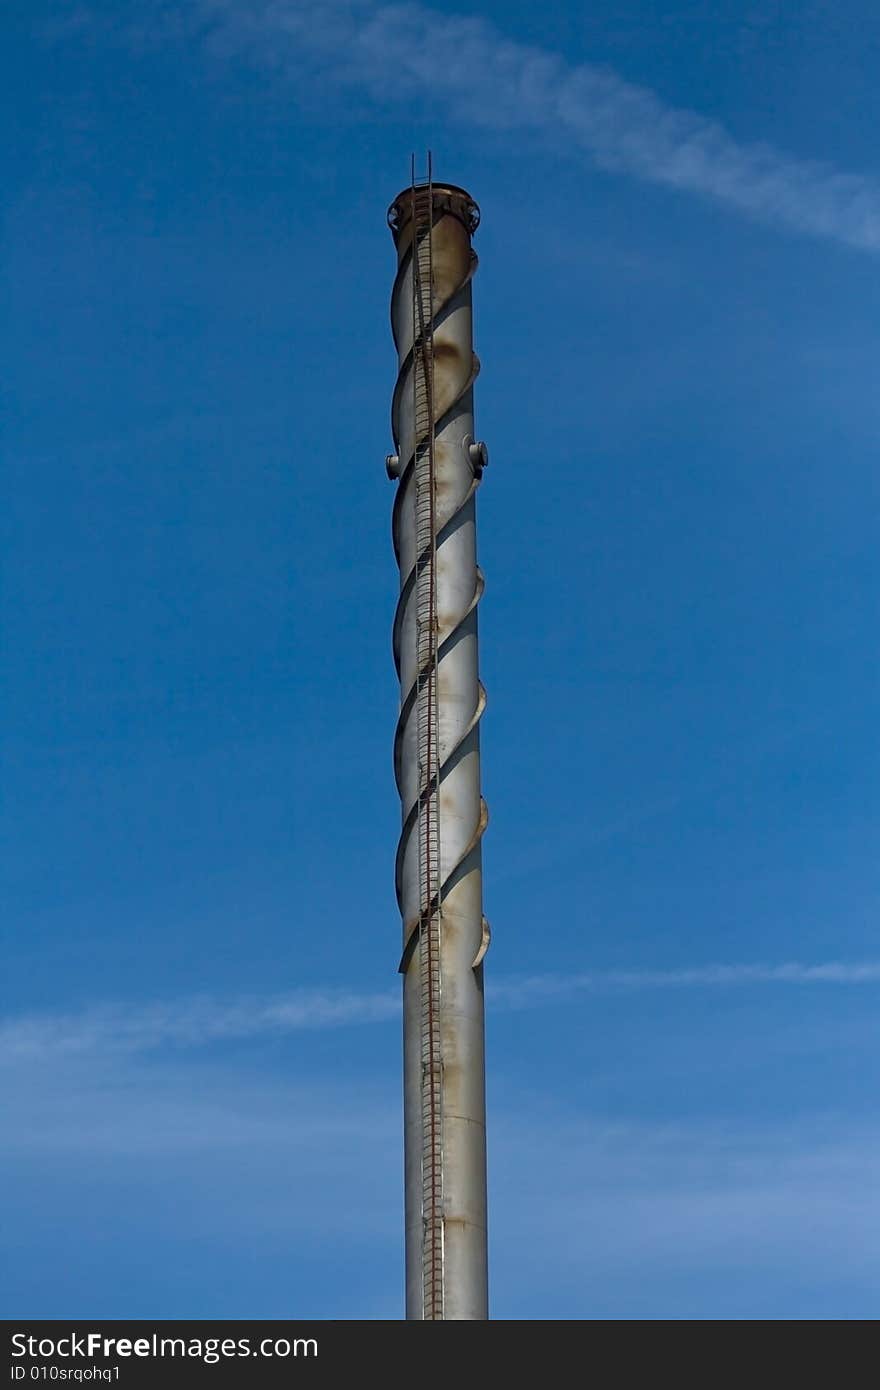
[491,959,880,1008]
[189,0,880,253]
[2,960,877,1061]
[0,988,399,1061]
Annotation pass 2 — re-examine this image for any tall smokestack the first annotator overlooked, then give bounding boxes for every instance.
[386,164,490,1321]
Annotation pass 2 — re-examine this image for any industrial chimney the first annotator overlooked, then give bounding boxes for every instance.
[386,161,490,1321]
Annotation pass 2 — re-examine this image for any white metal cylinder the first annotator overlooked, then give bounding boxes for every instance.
[388,182,489,1320]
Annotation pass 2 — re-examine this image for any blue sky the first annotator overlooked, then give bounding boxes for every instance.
[2,0,879,1319]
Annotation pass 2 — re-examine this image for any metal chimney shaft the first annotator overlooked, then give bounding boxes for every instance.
[387,169,490,1320]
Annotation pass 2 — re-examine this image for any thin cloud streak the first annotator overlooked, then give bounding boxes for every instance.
[195,0,880,252]
[493,960,880,1008]
[0,989,400,1061]
[2,961,878,1061]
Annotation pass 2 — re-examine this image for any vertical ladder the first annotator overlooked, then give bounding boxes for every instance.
[410,159,444,1321]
